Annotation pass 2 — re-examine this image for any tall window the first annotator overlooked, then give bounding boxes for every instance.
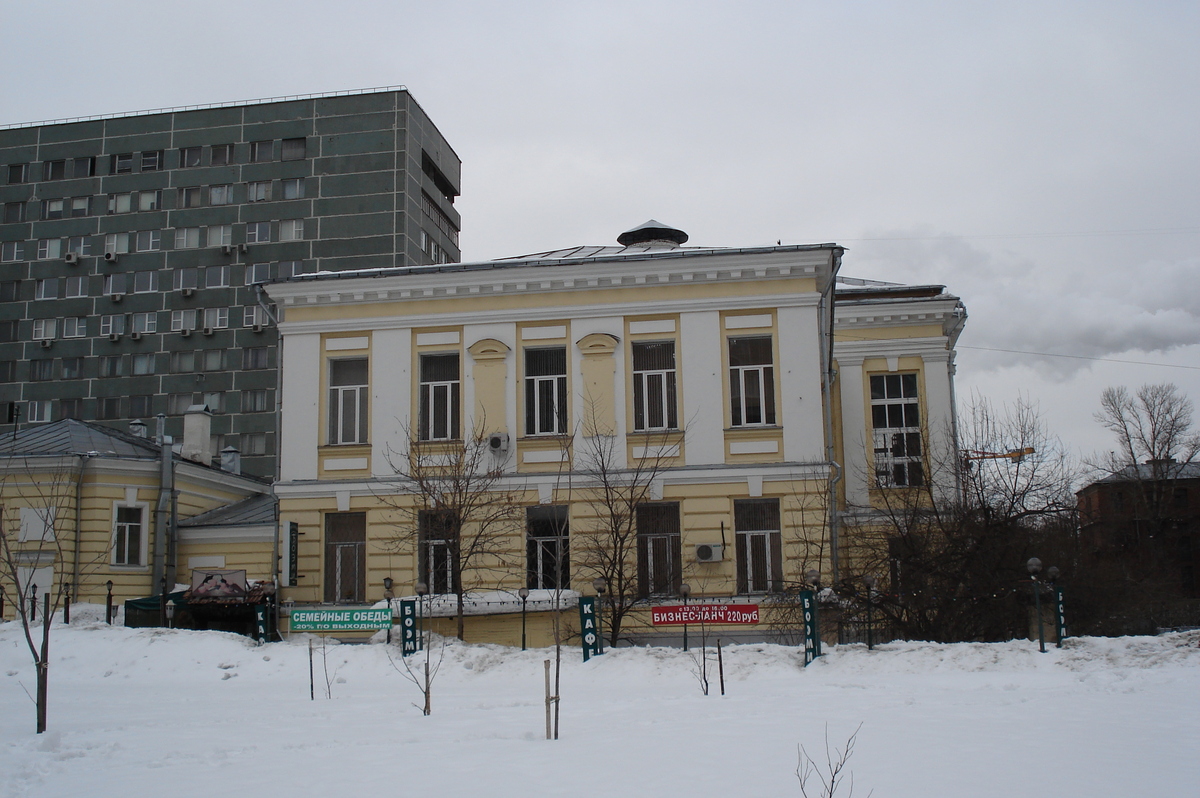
[871,373,923,487]
[328,358,368,445]
[179,146,201,168]
[419,510,457,595]
[525,347,567,435]
[324,513,366,603]
[113,506,144,565]
[419,353,460,441]
[729,336,776,426]
[527,506,569,590]
[735,499,783,594]
[637,504,681,598]
[632,341,678,431]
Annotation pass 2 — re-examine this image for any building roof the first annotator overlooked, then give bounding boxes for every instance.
[178,494,277,528]
[1090,461,1200,485]
[0,419,160,460]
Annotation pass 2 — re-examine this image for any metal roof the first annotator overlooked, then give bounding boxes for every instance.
[0,419,160,459]
[179,494,277,528]
[1092,461,1200,484]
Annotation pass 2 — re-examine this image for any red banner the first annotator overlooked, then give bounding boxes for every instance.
[651,604,760,625]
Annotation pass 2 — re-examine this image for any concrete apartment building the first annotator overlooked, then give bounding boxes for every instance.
[0,88,461,478]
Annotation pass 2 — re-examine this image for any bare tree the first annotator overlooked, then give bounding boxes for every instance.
[382,425,526,640]
[796,724,871,798]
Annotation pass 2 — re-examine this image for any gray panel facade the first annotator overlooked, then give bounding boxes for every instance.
[0,89,461,478]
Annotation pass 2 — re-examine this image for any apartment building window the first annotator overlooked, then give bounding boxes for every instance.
[0,361,14,382]
[871,373,924,488]
[167,393,192,414]
[632,341,678,432]
[0,321,17,342]
[209,224,232,247]
[174,227,201,249]
[729,336,776,426]
[179,186,202,208]
[170,309,197,332]
[29,359,54,381]
[179,147,201,168]
[27,400,52,423]
[210,184,233,205]
[100,315,125,336]
[211,144,233,166]
[328,358,368,445]
[37,238,62,260]
[141,151,163,171]
[131,312,156,334]
[8,163,28,183]
[3,201,24,222]
[525,347,567,435]
[66,236,90,256]
[199,350,223,371]
[132,353,154,375]
[59,398,81,420]
[44,198,67,219]
[130,395,152,418]
[137,190,161,212]
[43,159,67,180]
[63,317,87,338]
[32,318,57,340]
[205,265,229,288]
[235,432,265,455]
[281,138,306,161]
[419,510,455,595]
[637,504,681,598]
[281,178,305,199]
[202,392,223,413]
[70,197,90,217]
[103,273,126,296]
[98,355,124,377]
[419,353,460,441]
[35,278,59,300]
[247,181,271,202]
[246,221,270,244]
[325,512,366,603]
[64,276,86,298]
[243,389,270,413]
[72,157,95,178]
[133,271,158,293]
[279,260,305,278]
[170,352,195,372]
[61,357,83,379]
[245,262,271,285]
[279,219,304,241]
[97,396,122,419]
[174,267,199,291]
[135,230,161,252]
[527,505,569,590]
[108,192,133,214]
[0,280,18,301]
[113,506,144,566]
[105,233,130,254]
[202,308,229,330]
[111,153,133,174]
[249,140,273,162]
[735,499,783,594]
[243,347,269,369]
[243,305,270,328]
[1,242,24,262]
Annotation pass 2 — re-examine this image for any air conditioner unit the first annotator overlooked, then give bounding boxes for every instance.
[251,323,264,333]
[39,339,53,349]
[202,327,214,336]
[64,252,80,264]
[694,544,724,563]
[130,331,142,341]
[107,333,121,342]
[221,244,233,256]
[110,293,123,303]
[103,252,118,263]
[486,432,510,455]
[181,287,195,297]
[180,328,192,338]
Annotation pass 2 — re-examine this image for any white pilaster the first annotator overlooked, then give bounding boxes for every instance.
[777,305,825,463]
[921,350,958,503]
[837,356,870,507]
[279,332,320,481]
[679,310,723,465]
[371,328,411,477]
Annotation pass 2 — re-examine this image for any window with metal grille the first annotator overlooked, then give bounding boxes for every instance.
[419,511,457,595]
[729,336,776,426]
[637,504,681,597]
[870,373,924,487]
[735,499,783,594]
[525,347,567,435]
[419,353,460,441]
[328,358,368,444]
[527,506,569,590]
[324,513,366,603]
[632,341,678,431]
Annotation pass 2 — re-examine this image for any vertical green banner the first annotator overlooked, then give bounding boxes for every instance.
[400,600,418,656]
[1054,586,1066,647]
[801,590,821,666]
[255,604,267,643]
[579,596,601,661]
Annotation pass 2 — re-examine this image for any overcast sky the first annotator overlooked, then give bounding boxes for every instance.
[3,0,1197,465]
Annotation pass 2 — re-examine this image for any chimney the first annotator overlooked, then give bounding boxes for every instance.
[220,446,242,475]
[181,405,214,465]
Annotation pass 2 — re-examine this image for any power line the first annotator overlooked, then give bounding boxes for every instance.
[803,226,1200,243]
[956,345,1200,371]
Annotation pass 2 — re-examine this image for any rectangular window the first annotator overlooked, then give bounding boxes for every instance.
[37,238,62,260]
[137,190,162,211]
[243,346,269,369]
[244,305,269,328]
[70,196,90,217]
[279,260,305,278]
[105,233,130,254]
[59,398,81,420]
[179,186,202,208]
[247,181,271,202]
[173,267,199,291]
[281,138,306,160]
[96,396,121,419]
[241,432,268,455]
[29,359,54,381]
[0,320,17,342]
[62,317,87,338]
[527,505,569,590]
[35,278,59,300]
[205,264,229,288]
[246,221,270,244]
[729,336,776,426]
[32,318,57,340]
[103,273,126,296]
[132,353,155,375]
[202,307,229,330]
[43,159,66,180]
[245,262,271,285]
[0,280,17,301]
[135,230,161,252]
[243,389,270,413]
[202,391,223,413]
[27,400,52,423]
[64,276,87,298]
[8,163,28,183]
[419,511,456,595]
[98,355,124,377]
[525,347,567,435]
[209,184,232,205]
[210,144,233,166]
[3,201,25,222]
[734,499,783,594]
[170,351,195,372]
[70,157,95,178]
[249,140,273,162]
[43,198,65,219]
[281,177,305,199]
[170,309,197,332]
[279,219,304,241]
[111,153,133,174]
[61,357,83,379]
[100,314,125,336]
[130,395,152,418]
[637,504,682,598]
[132,271,158,293]
[208,224,232,247]
[131,312,156,334]
[871,373,924,488]
[632,341,678,431]
[0,361,14,381]
[198,350,223,371]
[328,358,368,444]
[179,146,201,168]
[324,512,366,603]
[2,242,24,262]
[108,192,132,214]
[167,393,192,414]
[66,236,91,256]
[140,151,163,171]
[174,227,201,249]
[113,506,143,565]
[419,353,460,441]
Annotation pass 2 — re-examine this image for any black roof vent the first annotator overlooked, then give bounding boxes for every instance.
[617,219,689,247]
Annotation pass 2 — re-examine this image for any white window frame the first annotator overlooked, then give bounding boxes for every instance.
[34,278,58,301]
[205,265,229,288]
[245,262,271,285]
[26,400,52,424]
[418,353,461,441]
[105,233,130,254]
[108,193,133,214]
[209,224,232,247]
[32,318,57,340]
[62,317,87,338]
[66,236,91,256]
[524,347,568,436]
[170,309,197,332]
[728,336,776,427]
[328,358,369,445]
[1,242,22,262]
[137,190,162,211]
[631,341,679,431]
[247,181,271,202]
[111,503,149,567]
[132,312,157,334]
[246,221,270,244]
[870,373,924,488]
[100,314,125,336]
[281,178,305,200]
[243,305,269,327]
[65,276,87,298]
[37,238,62,260]
[210,184,232,206]
[202,307,229,330]
[279,219,304,241]
[174,227,201,249]
[133,271,158,293]
[134,230,161,252]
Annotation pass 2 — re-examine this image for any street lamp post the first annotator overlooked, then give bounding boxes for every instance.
[383,577,394,644]
[680,583,691,652]
[862,575,876,650]
[63,583,71,625]
[105,580,114,625]
[518,586,530,650]
[592,577,607,655]
[416,581,428,652]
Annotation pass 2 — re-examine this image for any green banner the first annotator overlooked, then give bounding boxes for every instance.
[399,600,418,655]
[579,596,601,661]
[801,590,821,666]
[1054,586,1067,647]
[289,607,393,632]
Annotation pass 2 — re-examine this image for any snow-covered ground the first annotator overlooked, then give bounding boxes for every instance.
[3,605,1198,798]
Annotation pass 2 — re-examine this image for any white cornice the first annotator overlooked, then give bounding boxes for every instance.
[834,336,951,359]
[834,297,963,331]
